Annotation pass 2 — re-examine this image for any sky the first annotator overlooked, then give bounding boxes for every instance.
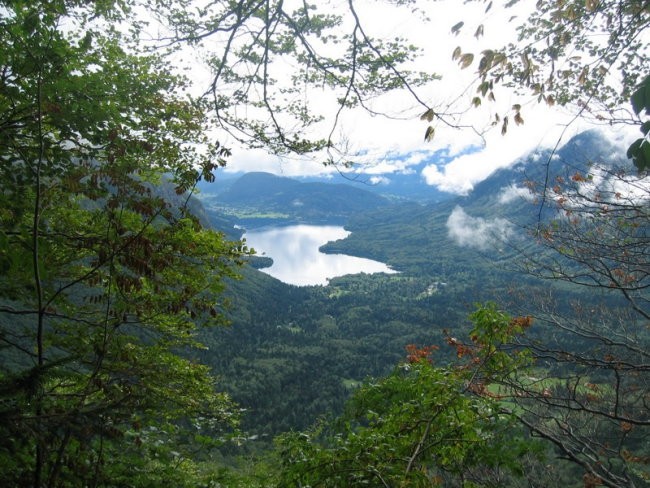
[183,0,639,195]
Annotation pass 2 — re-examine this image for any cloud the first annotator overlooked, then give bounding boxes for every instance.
[498,184,535,204]
[216,0,545,180]
[212,0,632,195]
[554,164,650,211]
[222,148,339,177]
[369,175,390,185]
[446,206,514,250]
[421,113,597,194]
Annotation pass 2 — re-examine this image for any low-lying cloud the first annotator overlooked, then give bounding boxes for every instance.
[446,206,514,250]
[498,184,535,204]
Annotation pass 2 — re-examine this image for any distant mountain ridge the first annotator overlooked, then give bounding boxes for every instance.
[197,130,628,235]
[322,129,631,273]
[200,171,394,227]
[197,152,456,203]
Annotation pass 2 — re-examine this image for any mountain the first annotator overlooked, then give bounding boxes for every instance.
[197,130,632,437]
[198,171,393,227]
[289,165,453,203]
[464,129,626,210]
[196,149,457,204]
[323,130,629,273]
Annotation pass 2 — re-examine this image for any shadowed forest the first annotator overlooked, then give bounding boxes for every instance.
[0,1,648,487]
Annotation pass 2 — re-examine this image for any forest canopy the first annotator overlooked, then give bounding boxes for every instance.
[0,0,648,487]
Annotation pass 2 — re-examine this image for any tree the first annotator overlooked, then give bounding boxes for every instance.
[497,163,650,487]
[0,1,247,485]
[629,75,650,171]
[275,306,549,487]
[431,3,649,484]
[447,0,649,134]
[128,0,448,162]
[2,0,646,485]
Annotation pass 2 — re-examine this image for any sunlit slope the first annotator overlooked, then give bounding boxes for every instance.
[200,171,393,226]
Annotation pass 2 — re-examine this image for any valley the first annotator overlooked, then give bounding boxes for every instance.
[3,0,647,483]
[195,131,625,440]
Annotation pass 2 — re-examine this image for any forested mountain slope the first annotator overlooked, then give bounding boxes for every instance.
[198,130,628,437]
[200,171,393,226]
[324,130,625,272]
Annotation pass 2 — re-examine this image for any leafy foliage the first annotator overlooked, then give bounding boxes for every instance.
[275,305,542,487]
[507,160,650,487]
[443,0,649,138]
[629,75,650,171]
[144,0,439,160]
[0,0,247,484]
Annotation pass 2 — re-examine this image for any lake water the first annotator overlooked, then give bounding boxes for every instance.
[243,224,396,286]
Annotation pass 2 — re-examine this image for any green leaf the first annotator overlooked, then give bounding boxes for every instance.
[641,121,650,136]
[631,86,646,115]
[631,76,650,116]
[632,140,650,171]
[627,139,642,159]
[477,81,490,96]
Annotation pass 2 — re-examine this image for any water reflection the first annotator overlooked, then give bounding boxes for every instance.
[243,224,396,286]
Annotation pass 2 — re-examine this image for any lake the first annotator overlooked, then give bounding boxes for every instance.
[243,224,396,286]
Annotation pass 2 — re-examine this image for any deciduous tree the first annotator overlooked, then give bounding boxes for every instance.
[0,1,246,485]
[448,0,649,132]
[275,305,545,487]
[503,164,650,487]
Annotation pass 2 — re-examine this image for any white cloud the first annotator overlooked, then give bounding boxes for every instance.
[211,0,534,178]
[446,206,514,250]
[202,0,633,194]
[498,184,535,205]
[555,164,650,210]
[369,175,390,185]
[421,114,596,194]
[222,149,339,177]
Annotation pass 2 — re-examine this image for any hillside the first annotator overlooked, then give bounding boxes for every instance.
[323,130,627,271]
[198,171,393,227]
[199,130,633,438]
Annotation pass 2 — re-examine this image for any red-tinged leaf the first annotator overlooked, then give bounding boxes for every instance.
[571,172,586,182]
[514,112,524,125]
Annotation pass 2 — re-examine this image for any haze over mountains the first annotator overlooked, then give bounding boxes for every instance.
[216,172,392,225]
[193,129,633,436]
[197,130,625,236]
